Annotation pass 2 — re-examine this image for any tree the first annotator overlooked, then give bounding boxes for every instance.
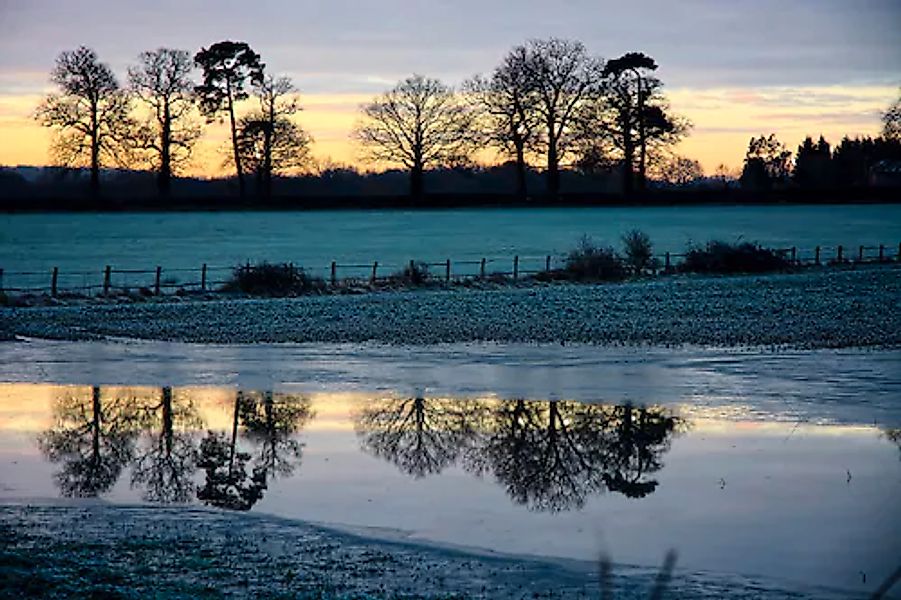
[38,386,141,497]
[793,136,832,188]
[585,52,688,195]
[34,46,132,196]
[194,41,264,198]
[128,48,202,197]
[354,396,484,478]
[353,75,477,201]
[657,155,703,187]
[131,387,201,504]
[883,90,901,142]
[237,391,313,479]
[520,38,603,197]
[196,432,267,511]
[465,46,540,200]
[236,75,312,198]
[740,134,792,190]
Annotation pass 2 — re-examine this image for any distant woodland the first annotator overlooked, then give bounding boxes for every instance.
[1,39,899,209]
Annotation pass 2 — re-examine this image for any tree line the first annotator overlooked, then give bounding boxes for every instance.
[30,40,901,202]
[32,39,691,200]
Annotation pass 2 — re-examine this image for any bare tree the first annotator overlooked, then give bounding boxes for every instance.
[353,74,478,201]
[128,48,202,197]
[194,41,264,198]
[236,75,312,198]
[883,90,901,142]
[34,46,132,196]
[520,38,603,198]
[464,46,540,200]
[657,155,703,187]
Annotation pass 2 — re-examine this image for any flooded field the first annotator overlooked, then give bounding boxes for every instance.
[1,341,899,597]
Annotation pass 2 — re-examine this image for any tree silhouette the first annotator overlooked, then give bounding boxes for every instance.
[519,38,603,198]
[354,397,484,478]
[38,386,141,497]
[465,46,540,200]
[236,75,312,199]
[194,41,264,198]
[883,90,901,142]
[128,48,202,197]
[464,400,681,511]
[196,431,267,511]
[237,390,314,479]
[130,386,202,504]
[793,136,833,189]
[353,75,478,201]
[740,134,792,190]
[33,46,133,196]
[582,52,687,194]
[657,155,703,187]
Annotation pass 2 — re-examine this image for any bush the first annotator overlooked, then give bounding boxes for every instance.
[621,229,657,274]
[564,236,627,281]
[392,261,430,286]
[680,241,790,274]
[222,262,319,296]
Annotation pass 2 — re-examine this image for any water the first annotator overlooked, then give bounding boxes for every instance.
[0,342,899,596]
[2,205,900,288]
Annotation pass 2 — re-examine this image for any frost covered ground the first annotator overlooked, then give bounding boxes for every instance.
[0,504,856,599]
[2,265,900,348]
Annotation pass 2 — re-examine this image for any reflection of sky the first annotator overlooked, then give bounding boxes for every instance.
[0,383,898,594]
[1,1,899,171]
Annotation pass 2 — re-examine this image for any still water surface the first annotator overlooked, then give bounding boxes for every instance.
[1,383,898,595]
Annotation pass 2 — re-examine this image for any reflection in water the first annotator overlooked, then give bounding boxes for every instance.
[38,386,141,497]
[131,387,201,503]
[355,397,483,478]
[238,391,314,479]
[196,431,267,511]
[885,429,901,460]
[357,398,682,511]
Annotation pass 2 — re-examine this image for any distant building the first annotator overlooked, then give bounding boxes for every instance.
[869,160,901,188]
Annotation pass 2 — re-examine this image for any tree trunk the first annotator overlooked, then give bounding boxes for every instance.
[159,105,172,198]
[514,141,528,201]
[262,124,273,200]
[226,82,245,198]
[410,163,424,202]
[162,387,173,457]
[90,104,100,198]
[546,140,560,199]
[636,74,647,191]
[622,111,635,197]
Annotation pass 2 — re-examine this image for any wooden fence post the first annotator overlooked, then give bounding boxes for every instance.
[103,265,111,296]
[791,247,797,264]
[513,255,519,281]
[858,245,864,262]
[837,245,843,263]
[51,267,59,297]
[409,259,415,276]
[879,245,885,262]
[545,255,551,272]
[445,259,451,284]
[897,242,900,262]
[815,246,821,265]
[201,263,207,292]
[330,261,337,287]
[480,258,486,279]
[370,261,378,284]
[0,268,3,292]
[154,266,162,296]
[664,252,671,272]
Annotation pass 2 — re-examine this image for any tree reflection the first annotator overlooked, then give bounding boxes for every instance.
[355,397,484,478]
[465,400,680,511]
[130,386,203,503]
[196,391,268,510]
[237,390,314,479]
[38,386,141,497]
[884,428,901,461]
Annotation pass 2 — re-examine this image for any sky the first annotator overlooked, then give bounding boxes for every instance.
[0,0,899,175]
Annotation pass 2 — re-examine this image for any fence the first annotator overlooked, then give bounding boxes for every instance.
[1,241,899,297]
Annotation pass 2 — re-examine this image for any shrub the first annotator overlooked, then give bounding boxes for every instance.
[222,262,319,296]
[392,261,430,286]
[621,229,657,274]
[564,235,627,281]
[680,241,790,274]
